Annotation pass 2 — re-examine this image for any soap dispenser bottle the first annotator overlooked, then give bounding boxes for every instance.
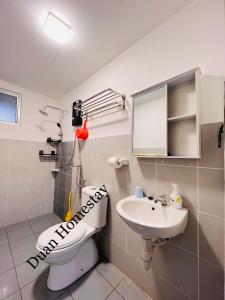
[170,183,183,209]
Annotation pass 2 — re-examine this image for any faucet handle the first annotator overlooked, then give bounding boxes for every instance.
[158,194,169,206]
[159,194,167,199]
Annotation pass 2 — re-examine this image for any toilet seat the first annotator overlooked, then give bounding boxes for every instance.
[37,221,87,251]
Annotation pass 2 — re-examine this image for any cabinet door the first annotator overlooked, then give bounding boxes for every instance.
[200,75,224,125]
[132,85,167,156]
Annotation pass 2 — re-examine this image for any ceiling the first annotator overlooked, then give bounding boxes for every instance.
[0,0,192,99]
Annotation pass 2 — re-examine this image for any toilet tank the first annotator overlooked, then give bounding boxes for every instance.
[82,186,108,228]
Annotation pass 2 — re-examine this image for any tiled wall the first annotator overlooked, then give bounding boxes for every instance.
[54,122,224,300]
[0,139,55,226]
[53,142,73,221]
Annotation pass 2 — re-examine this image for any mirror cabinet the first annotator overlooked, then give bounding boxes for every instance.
[132,68,201,158]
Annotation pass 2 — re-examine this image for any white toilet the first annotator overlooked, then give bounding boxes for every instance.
[36,186,108,291]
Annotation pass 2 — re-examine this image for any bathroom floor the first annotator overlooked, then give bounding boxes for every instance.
[0,213,151,300]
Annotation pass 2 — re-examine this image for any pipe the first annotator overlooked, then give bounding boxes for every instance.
[141,237,169,269]
[142,239,153,263]
[150,237,168,247]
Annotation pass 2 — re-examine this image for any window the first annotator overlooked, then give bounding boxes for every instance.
[0,88,21,124]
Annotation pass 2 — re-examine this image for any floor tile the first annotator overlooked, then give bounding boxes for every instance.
[11,235,37,267]
[8,226,33,243]
[7,221,29,233]
[107,290,124,300]
[29,217,52,234]
[55,290,73,300]
[116,278,150,300]
[0,244,14,275]
[29,215,50,226]
[69,269,113,300]
[34,232,42,240]
[0,269,19,300]
[97,262,124,287]
[1,214,152,300]
[46,213,62,225]
[16,260,48,288]
[0,228,8,246]
[5,291,22,300]
[20,268,65,300]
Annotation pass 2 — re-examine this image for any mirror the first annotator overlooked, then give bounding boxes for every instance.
[132,84,167,156]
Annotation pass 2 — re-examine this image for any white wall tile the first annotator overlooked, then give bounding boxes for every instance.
[0,139,55,226]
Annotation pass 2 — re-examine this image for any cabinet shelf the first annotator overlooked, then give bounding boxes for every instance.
[131,68,201,159]
[168,114,196,123]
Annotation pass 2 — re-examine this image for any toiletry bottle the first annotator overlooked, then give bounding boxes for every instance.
[170,183,183,209]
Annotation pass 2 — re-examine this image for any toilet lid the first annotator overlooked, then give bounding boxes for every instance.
[37,221,87,250]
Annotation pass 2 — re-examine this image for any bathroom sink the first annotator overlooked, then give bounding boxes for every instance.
[116,195,188,239]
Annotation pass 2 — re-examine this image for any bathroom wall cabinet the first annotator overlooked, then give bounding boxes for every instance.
[132,68,201,158]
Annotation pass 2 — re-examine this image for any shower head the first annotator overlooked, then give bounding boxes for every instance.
[39,108,48,116]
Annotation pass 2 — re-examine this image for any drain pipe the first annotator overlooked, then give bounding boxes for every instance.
[141,238,169,270]
[142,239,154,270]
[142,239,153,263]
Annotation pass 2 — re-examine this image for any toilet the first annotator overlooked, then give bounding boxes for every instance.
[36,186,108,291]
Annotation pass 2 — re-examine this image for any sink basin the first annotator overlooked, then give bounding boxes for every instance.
[116,195,188,239]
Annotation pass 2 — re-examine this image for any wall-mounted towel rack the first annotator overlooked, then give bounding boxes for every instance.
[81,88,126,120]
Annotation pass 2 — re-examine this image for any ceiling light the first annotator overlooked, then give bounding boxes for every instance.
[40,11,73,43]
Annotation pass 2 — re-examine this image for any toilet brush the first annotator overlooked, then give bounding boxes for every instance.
[65,191,73,222]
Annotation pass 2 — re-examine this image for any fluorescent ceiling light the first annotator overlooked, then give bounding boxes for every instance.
[40,11,73,43]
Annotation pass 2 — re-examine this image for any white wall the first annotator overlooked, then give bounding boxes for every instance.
[0,78,62,142]
[60,0,225,141]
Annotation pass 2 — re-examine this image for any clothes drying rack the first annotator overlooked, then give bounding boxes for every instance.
[80,88,126,120]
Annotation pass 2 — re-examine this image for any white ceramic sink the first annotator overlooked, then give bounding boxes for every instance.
[116,195,188,239]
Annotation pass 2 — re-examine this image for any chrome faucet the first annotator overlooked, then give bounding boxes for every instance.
[154,194,168,206]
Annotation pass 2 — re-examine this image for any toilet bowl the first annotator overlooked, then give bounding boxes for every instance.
[36,186,108,291]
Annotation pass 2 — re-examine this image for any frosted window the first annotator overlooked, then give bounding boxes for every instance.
[0,90,20,124]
